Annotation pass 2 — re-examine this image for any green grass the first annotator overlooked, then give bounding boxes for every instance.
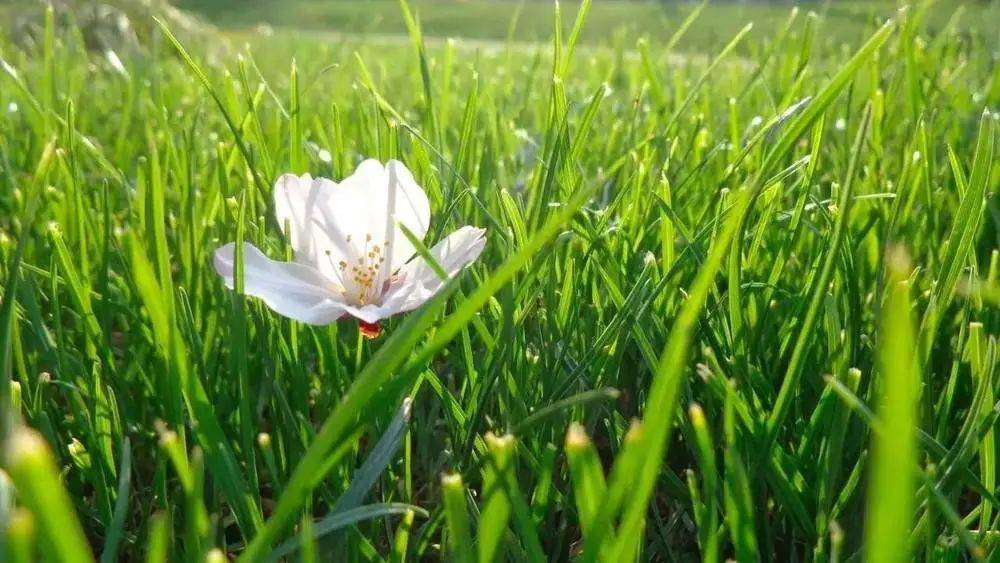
[180,0,999,51]
[1,0,1000,561]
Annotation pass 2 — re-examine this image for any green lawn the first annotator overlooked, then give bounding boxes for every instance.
[182,0,999,49]
[1,0,999,561]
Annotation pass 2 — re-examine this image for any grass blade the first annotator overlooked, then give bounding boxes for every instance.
[865,247,920,563]
[3,427,93,562]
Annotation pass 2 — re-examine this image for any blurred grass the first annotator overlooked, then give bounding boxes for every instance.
[178,0,999,50]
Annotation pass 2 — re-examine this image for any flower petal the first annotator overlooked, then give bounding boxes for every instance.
[213,242,349,325]
[271,161,432,303]
[334,159,432,273]
[273,172,317,252]
[273,173,357,269]
[380,226,487,314]
[340,303,404,324]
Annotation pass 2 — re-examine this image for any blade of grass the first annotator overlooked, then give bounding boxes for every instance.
[865,247,920,563]
[565,423,607,541]
[100,438,132,563]
[441,473,475,563]
[3,427,94,562]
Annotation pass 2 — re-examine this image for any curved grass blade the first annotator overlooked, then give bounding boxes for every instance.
[266,504,428,561]
[509,388,620,436]
[269,398,414,559]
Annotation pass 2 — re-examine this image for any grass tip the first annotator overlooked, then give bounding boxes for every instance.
[256,432,272,449]
[830,521,844,545]
[5,427,50,464]
[485,432,515,450]
[7,506,35,535]
[441,472,464,489]
[885,244,912,275]
[624,418,643,443]
[847,367,862,385]
[565,423,591,448]
[158,429,178,447]
[10,380,22,402]
[688,403,706,426]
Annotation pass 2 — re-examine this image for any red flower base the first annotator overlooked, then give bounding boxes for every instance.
[359,320,382,339]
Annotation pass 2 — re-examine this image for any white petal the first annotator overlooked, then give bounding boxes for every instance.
[273,173,356,269]
[213,242,349,325]
[380,226,487,314]
[341,303,403,324]
[271,161,432,302]
[274,172,315,250]
[333,159,432,273]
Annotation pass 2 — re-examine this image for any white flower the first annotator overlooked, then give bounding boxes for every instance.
[214,159,486,335]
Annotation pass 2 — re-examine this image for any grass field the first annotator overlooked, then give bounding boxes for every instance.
[179,0,999,49]
[1,0,999,561]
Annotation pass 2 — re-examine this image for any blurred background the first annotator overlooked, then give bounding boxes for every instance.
[3,0,997,54]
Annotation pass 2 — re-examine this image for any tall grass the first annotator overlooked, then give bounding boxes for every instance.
[1,0,998,560]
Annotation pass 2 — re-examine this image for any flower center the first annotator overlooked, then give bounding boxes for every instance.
[329,233,392,305]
